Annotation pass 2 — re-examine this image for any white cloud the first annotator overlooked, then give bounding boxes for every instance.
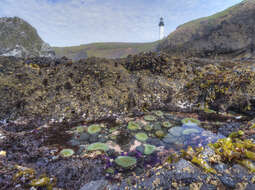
[0,0,243,46]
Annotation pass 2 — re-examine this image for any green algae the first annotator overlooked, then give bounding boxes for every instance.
[209,136,255,173]
[30,177,50,187]
[181,146,216,174]
[238,159,255,173]
[203,107,216,114]
[191,156,217,174]
[87,142,109,152]
[115,156,137,168]
[13,165,35,181]
[135,133,148,142]
[229,130,244,139]
[88,124,101,134]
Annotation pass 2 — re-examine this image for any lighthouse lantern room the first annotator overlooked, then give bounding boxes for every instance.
[159,17,165,40]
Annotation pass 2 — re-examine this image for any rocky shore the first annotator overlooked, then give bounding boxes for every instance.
[0,53,255,189]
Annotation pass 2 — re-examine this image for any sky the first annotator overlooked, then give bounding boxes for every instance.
[0,0,243,47]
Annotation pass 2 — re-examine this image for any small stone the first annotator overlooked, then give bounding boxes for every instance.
[169,127,183,137]
[136,145,145,154]
[0,150,6,157]
[69,139,80,146]
[147,138,164,147]
[219,175,237,188]
[79,133,90,141]
[80,180,108,190]
[162,134,178,144]
[89,134,98,143]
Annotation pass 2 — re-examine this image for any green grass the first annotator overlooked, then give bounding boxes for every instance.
[53,41,159,59]
[177,0,245,30]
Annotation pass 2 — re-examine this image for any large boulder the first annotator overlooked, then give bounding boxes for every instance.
[0,17,55,58]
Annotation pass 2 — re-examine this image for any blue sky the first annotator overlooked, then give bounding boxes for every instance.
[0,0,243,47]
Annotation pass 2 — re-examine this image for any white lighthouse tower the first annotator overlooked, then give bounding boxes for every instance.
[159,17,165,40]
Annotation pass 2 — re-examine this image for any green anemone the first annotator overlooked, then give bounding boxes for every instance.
[154,110,164,117]
[59,149,74,157]
[144,144,156,155]
[75,126,85,133]
[162,121,172,128]
[87,142,109,152]
[135,133,148,142]
[115,156,137,168]
[144,115,157,121]
[144,125,153,131]
[182,128,200,135]
[88,124,101,134]
[155,130,165,138]
[181,118,201,126]
[127,121,140,131]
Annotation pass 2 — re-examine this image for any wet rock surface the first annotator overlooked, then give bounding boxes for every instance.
[0,54,255,189]
[0,109,255,189]
[1,54,255,123]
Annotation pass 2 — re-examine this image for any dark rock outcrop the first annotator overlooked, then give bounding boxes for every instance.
[0,17,55,58]
[158,0,255,58]
[0,53,255,123]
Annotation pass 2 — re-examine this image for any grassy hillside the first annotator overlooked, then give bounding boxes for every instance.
[177,1,242,30]
[157,0,255,58]
[54,41,159,60]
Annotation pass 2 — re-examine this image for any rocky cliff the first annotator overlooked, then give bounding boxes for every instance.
[158,0,255,58]
[0,17,55,58]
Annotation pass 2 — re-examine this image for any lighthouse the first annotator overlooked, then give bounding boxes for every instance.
[159,17,165,40]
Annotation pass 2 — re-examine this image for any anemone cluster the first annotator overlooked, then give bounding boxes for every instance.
[60,111,228,176]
